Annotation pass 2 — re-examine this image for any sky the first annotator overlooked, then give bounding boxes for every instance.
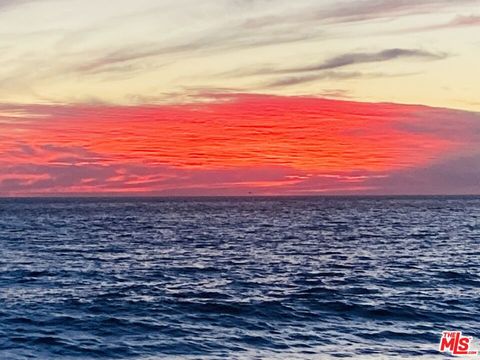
[0,0,479,196]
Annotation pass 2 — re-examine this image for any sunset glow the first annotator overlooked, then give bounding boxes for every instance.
[1,94,479,195]
[1,0,480,195]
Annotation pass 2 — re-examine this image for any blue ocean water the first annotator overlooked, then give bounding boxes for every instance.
[0,196,479,359]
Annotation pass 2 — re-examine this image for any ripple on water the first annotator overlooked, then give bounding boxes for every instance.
[0,196,479,359]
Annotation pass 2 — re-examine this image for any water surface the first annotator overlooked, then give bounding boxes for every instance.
[1,196,479,359]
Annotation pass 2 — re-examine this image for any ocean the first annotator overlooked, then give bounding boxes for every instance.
[0,196,479,359]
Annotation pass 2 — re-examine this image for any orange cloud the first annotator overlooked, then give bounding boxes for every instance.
[0,94,479,195]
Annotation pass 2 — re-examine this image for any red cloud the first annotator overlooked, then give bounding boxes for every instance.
[0,94,479,195]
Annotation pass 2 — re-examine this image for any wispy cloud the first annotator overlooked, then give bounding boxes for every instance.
[32,2,453,78]
[403,14,480,33]
[0,0,27,10]
[0,0,478,110]
[232,48,444,88]
[240,0,478,30]
[0,0,39,12]
[447,14,480,27]
[272,49,447,74]
[264,70,417,88]
[74,25,317,75]
[265,71,365,87]
[317,0,478,23]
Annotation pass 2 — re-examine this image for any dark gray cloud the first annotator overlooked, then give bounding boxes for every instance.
[223,48,434,83]
[245,48,443,88]
[265,71,365,87]
[264,69,418,88]
[276,49,447,74]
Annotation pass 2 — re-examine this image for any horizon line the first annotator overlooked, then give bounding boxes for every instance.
[1,193,479,200]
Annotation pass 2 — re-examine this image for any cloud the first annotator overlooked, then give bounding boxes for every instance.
[448,14,480,27]
[1,0,476,108]
[73,25,317,75]
[362,152,480,195]
[318,0,477,23]
[265,71,365,87]
[222,48,438,88]
[264,70,417,88]
[1,94,480,195]
[67,2,460,78]
[404,14,480,33]
[0,0,32,10]
[240,0,478,30]
[273,49,447,74]
[232,48,442,88]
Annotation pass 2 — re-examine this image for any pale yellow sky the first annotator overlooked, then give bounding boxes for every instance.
[0,0,479,110]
